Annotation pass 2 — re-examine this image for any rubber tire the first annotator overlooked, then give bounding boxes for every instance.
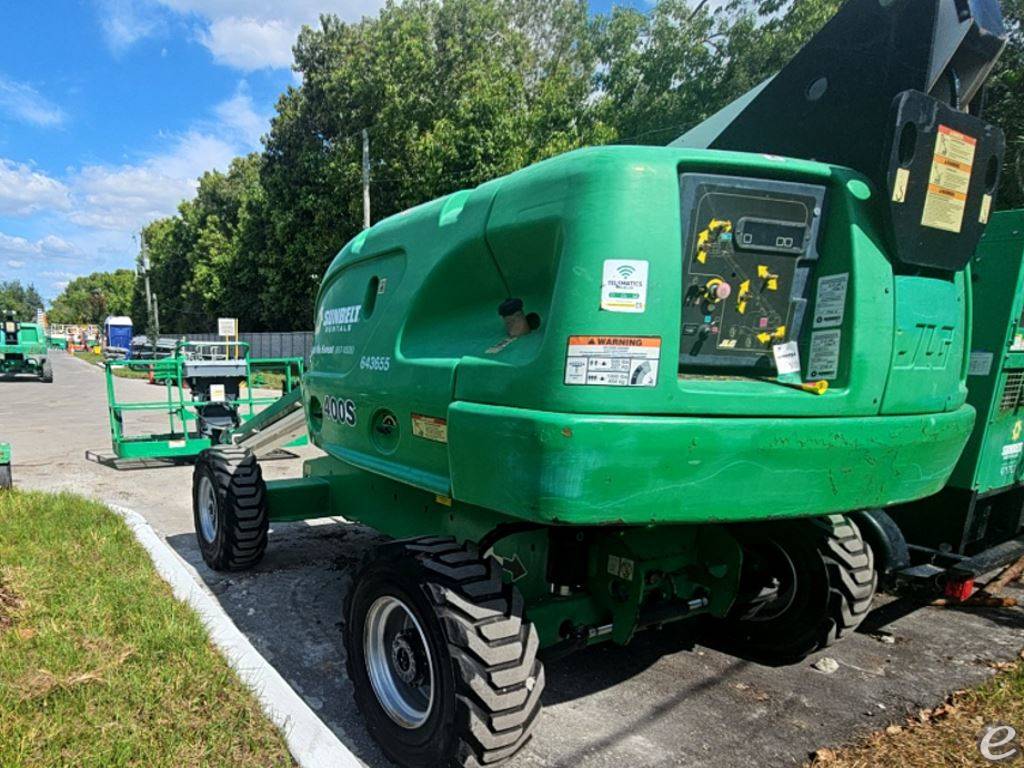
[40,360,53,383]
[723,514,876,662]
[0,464,11,490]
[344,537,545,768]
[192,447,268,571]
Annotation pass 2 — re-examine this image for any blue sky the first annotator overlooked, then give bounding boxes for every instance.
[0,1,650,301]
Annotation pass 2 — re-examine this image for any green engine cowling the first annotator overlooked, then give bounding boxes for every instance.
[303,145,975,528]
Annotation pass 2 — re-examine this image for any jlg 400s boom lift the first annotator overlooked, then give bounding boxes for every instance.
[192,2,1008,765]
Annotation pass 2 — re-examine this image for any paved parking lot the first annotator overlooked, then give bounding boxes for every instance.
[3,352,1023,767]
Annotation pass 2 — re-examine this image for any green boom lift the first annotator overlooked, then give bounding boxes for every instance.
[191,1,1009,765]
[96,340,305,462]
[1,313,52,383]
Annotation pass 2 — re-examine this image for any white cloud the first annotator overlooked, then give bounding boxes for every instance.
[0,232,78,262]
[0,160,71,217]
[70,130,237,231]
[0,75,65,127]
[213,82,268,149]
[97,0,163,53]
[201,17,296,70]
[97,0,386,71]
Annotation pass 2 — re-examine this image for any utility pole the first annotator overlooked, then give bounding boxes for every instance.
[362,128,371,230]
[138,234,160,358]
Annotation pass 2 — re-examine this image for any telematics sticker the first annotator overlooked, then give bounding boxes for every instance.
[808,330,841,380]
[813,273,848,329]
[921,125,976,234]
[564,336,660,387]
[600,260,649,313]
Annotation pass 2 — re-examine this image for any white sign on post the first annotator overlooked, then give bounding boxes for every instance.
[218,317,238,337]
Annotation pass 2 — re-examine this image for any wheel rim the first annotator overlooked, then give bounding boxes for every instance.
[197,474,218,544]
[363,595,434,729]
[742,540,799,622]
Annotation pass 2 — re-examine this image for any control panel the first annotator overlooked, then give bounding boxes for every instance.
[678,174,825,372]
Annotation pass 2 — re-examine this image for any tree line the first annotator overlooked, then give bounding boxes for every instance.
[41,0,1024,331]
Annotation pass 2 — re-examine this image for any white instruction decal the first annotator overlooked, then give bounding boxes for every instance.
[601,260,649,313]
[565,336,660,387]
[969,351,994,377]
[808,329,841,380]
[813,273,848,329]
[209,384,226,402]
[772,341,801,375]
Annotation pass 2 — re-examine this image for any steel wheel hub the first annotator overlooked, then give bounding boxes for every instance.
[364,595,434,729]
[197,475,218,544]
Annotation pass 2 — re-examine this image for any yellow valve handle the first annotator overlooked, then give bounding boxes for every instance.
[801,380,829,396]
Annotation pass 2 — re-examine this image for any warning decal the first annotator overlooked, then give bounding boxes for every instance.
[411,414,448,444]
[565,336,660,387]
[921,125,976,234]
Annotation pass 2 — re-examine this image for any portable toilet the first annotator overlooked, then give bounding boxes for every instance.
[104,316,133,358]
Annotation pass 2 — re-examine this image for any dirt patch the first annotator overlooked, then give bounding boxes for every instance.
[0,579,22,633]
[16,646,134,701]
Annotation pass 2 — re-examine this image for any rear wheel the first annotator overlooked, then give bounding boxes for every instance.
[192,447,268,571]
[344,537,544,768]
[0,464,11,490]
[722,514,876,661]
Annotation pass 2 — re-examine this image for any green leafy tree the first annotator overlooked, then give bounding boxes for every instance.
[125,0,1024,332]
[255,0,609,329]
[49,270,136,325]
[986,0,1024,209]
[0,281,44,322]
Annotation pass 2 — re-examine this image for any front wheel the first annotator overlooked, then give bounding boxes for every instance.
[721,514,876,662]
[344,537,545,768]
[40,360,53,383]
[192,447,268,571]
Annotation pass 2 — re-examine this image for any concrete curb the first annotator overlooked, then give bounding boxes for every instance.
[108,503,362,768]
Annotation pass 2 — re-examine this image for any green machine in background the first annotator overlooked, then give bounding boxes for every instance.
[189,2,1009,766]
[0,315,52,383]
[882,210,1024,594]
[0,442,10,489]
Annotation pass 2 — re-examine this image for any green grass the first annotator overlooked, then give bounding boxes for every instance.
[73,350,151,379]
[0,491,294,768]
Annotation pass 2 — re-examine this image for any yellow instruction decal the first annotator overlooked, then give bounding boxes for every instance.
[921,125,976,234]
[980,193,993,225]
[892,168,910,203]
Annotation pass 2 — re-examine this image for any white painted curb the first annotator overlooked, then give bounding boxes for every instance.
[108,503,362,768]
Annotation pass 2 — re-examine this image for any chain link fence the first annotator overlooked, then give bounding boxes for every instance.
[182,331,314,361]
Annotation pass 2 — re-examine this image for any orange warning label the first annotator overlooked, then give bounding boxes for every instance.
[568,336,662,348]
[565,336,661,387]
[921,125,976,234]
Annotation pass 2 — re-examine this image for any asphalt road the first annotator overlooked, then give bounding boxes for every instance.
[3,352,1023,768]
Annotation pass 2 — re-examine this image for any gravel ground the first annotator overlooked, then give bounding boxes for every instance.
[2,351,1023,768]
